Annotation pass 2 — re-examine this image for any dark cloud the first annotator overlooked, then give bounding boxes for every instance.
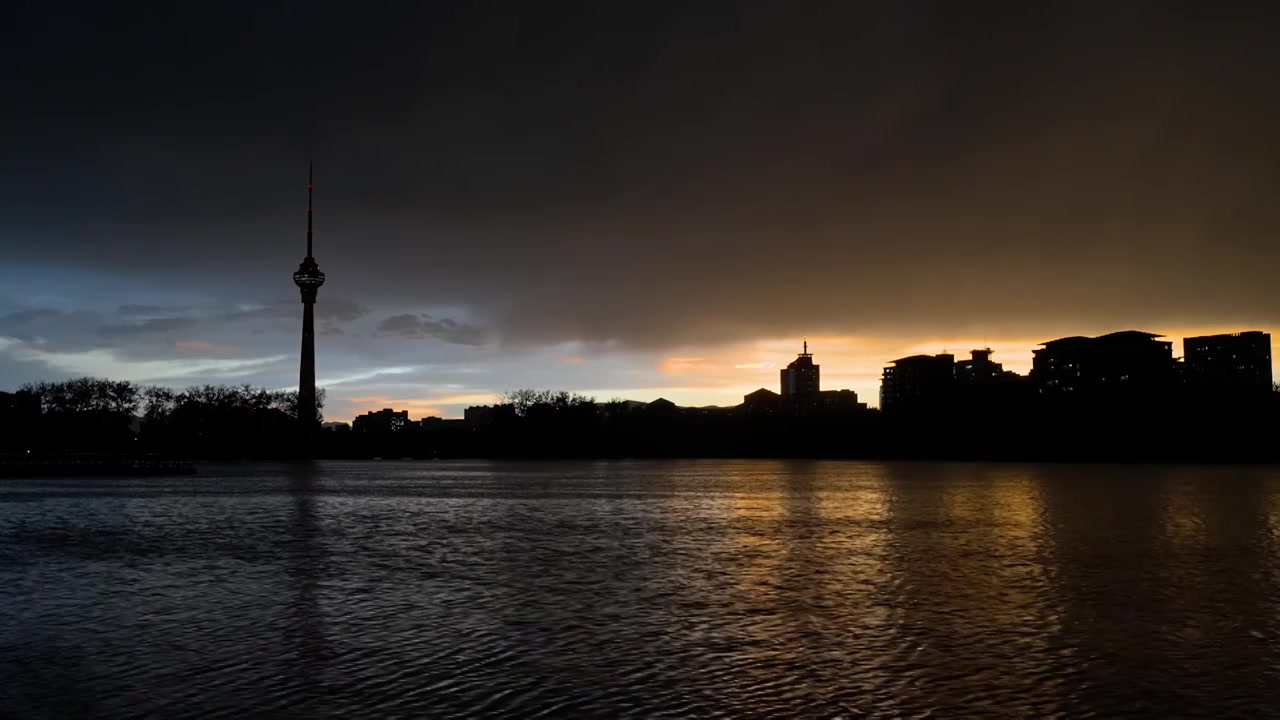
[0,309,110,352]
[377,315,426,337]
[312,297,371,323]
[0,309,63,328]
[99,316,199,337]
[117,304,179,317]
[2,1,1278,351]
[376,314,488,346]
[98,298,368,337]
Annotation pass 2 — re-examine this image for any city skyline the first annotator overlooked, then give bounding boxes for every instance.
[4,3,1279,421]
[5,326,1271,423]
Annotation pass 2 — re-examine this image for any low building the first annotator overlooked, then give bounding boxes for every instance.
[464,404,517,425]
[417,417,467,432]
[742,388,782,414]
[645,398,678,414]
[352,408,410,433]
[816,389,867,412]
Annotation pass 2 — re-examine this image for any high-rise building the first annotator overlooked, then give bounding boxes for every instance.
[780,341,820,397]
[292,164,325,431]
[816,389,866,412]
[1183,331,1272,388]
[880,354,955,410]
[1031,331,1175,393]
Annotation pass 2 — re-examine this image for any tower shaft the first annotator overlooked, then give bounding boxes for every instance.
[299,302,316,428]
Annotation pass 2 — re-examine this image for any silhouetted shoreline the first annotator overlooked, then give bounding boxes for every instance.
[4,364,1279,468]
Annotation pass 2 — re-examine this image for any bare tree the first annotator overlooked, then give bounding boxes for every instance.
[500,389,596,416]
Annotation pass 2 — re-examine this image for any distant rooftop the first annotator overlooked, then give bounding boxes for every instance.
[889,353,954,365]
[1040,330,1164,346]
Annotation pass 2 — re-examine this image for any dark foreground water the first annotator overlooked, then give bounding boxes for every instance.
[4,460,1280,718]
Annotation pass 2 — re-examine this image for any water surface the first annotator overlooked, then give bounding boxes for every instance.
[3,460,1280,717]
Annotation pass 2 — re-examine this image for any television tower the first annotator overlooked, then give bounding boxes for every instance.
[292,163,325,431]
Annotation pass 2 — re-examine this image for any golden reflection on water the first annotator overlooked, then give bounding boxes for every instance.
[877,463,1064,713]
[987,469,1054,611]
[668,462,1280,716]
[717,461,902,712]
[723,462,894,599]
[724,463,786,599]
[720,463,788,637]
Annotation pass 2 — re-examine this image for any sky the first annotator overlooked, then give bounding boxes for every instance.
[2,1,1278,420]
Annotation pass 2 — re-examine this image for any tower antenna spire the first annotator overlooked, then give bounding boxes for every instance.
[803,338,808,355]
[306,162,314,258]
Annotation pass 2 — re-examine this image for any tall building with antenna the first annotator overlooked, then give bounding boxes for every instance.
[743,340,864,415]
[781,340,820,397]
[292,164,325,431]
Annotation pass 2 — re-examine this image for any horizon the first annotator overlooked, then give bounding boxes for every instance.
[5,326,1270,422]
[320,327,1277,422]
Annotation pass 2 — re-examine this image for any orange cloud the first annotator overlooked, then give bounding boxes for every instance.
[560,356,585,364]
[660,356,705,374]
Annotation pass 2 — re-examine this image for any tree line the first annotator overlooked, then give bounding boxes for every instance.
[3,377,323,456]
[498,389,599,415]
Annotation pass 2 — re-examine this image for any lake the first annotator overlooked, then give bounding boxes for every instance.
[3,460,1280,717]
